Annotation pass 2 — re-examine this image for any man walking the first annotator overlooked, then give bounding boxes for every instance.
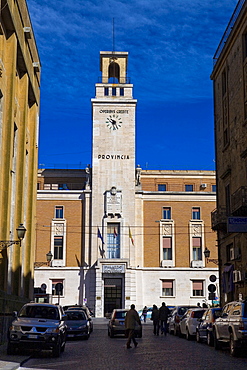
[125,304,141,349]
[158,302,170,336]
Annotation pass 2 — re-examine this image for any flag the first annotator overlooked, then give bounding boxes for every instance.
[114,227,118,238]
[97,228,105,244]
[129,227,134,246]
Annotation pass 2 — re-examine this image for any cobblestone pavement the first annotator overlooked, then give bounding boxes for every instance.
[1,318,247,370]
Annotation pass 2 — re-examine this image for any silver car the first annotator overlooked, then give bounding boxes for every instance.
[7,303,67,357]
[213,300,247,356]
[108,309,142,338]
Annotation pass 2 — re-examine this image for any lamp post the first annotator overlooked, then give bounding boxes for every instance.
[0,223,26,252]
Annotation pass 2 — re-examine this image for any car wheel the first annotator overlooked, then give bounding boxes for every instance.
[52,338,61,358]
[230,334,239,357]
[214,331,221,350]
[207,331,213,346]
[168,326,173,335]
[109,329,114,338]
[186,328,192,341]
[7,342,16,355]
[196,330,201,343]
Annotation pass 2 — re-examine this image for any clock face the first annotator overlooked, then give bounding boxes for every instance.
[106,115,122,130]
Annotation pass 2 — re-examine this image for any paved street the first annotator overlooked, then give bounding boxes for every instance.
[4,318,246,370]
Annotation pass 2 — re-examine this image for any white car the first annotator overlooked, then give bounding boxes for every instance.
[179,308,206,340]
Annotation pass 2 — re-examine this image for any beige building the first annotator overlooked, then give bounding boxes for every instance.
[211,0,247,305]
[0,0,40,324]
[34,51,218,316]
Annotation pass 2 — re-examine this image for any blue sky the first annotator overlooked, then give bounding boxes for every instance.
[27,0,238,170]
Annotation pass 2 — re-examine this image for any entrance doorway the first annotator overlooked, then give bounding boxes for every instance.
[104,278,122,316]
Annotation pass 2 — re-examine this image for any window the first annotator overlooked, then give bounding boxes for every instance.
[55,206,64,219]
[158,184,166,191]
[107,223,120,258]
[212,185,216,192]
[120,88,124,96]
[104,87,109,96]
[112,87,116,96]
[54,236,63,259]
[192,237,202,260]
[192,207,200,220]
[163,207,171,219]
[222,70,227,96]
[162,280,173,296]
[185,184,193,192]
[192,280,204,296]
[225,184,231,216]
[163,237,172,260]
[51,279,64,296]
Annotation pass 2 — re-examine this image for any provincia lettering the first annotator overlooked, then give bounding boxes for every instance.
[98,154,130,159]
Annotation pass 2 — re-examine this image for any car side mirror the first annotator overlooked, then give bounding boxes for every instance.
[13,311,18,318]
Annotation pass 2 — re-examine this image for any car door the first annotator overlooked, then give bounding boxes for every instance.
[180,310,190,335]
[216,304,230,339]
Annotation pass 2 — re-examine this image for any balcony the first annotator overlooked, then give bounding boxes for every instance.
[211,206,227,231]
[98,76,131,84]
[40,183,85,191]
[231,186,247,216]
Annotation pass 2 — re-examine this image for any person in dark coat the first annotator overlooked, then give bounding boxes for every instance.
[142,306,148,323]
[158,302,170,336]
[125,304,141,349]
[151,304,159,335]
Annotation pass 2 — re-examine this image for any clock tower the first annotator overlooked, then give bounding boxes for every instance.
[90,51,137,316]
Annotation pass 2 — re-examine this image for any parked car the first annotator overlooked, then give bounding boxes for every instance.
[179,308,206,340]
[64,305,93,332]
[7,303,67,357]
[65,310,91,339]
[213,300,247,356]
[196,307,221,345]
[168,305,197,336]
[108,309,142,338]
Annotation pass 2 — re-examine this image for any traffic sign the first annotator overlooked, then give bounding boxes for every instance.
[208,284,216,293]
[55,282,63,295]
[208,292,216,300]
[209,275,217,282]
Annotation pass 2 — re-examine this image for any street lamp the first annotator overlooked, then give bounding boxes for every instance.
[0,223,26,252]
[34,251,53,268]
[203,247,219,265]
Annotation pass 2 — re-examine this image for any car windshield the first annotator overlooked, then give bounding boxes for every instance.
[178,307,189,316]
[65,311,86,321]
[193,310,205,318]
[115,311,127,319]
[19,305,59,320]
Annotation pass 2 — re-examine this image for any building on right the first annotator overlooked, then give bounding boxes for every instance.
[211,0,247,305]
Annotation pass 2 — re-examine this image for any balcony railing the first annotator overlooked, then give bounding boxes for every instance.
[231,186,247,215]
[40,183,85,191]
[211,206,227,230]
[213,0,245,65]
[98,76,131,84]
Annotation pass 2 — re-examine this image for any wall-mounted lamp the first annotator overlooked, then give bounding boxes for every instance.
[203,247,219,265]
[0,223,26,252]
[34,251,53,268]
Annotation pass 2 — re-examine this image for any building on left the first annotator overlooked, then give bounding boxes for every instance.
[0,0,41,339]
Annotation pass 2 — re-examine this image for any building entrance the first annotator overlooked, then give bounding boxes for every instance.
[104,278,122,316]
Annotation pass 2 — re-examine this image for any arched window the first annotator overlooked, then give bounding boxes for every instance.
[108,62,120,83]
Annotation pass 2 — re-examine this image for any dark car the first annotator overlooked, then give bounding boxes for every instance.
[196,307,221,346]
[108,309,142,338]
[64,305,93,333]
[7,303,67,357]
[65,310,91,339]
[168,305,197,336]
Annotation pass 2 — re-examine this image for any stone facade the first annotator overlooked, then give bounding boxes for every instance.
[0,0,40,315]
[211,1,247,305]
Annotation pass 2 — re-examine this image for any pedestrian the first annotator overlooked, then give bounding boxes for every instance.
[197,302,201,307]
[158,302,170,336]
[125,304,142,349]
[151,304,159,335]
[142,306,148,323]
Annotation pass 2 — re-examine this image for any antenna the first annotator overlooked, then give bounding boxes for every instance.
[112,18,115,53]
